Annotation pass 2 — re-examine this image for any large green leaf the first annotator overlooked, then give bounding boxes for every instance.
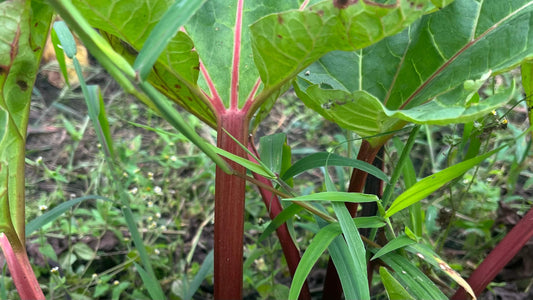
[71,0,215,125]
[250,0,431,127]
[294,0,533,147]
[0,0,53,242]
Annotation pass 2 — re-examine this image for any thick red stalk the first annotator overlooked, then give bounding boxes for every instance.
[247,146,311,300]
[322,139,381,300]
[214,111,248,299]
[0,234,44,300]
[451,205,533,300]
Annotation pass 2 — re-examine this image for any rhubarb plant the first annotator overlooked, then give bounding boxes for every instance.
[3,0,533,299]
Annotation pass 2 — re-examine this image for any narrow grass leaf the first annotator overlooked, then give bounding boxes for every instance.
[50,27,69,86]
[208,144,276,179]
[331,202,369,299]
[382,125,420,208]
[385,146,503,217]
[521,61,533,141]
[379,266,415,300]
[52,21,77,58]
[134,0,206,80]
[183,250,214,300]
[371,235,416,260]
[26,195,110,236]
[133,262,163,300]
[259,133,286,174]
[284,191,378,203]
[289,223,341,300]
[380,252,447,299]
[407,244,476,300]
[259,204,302,243]
[282,152,388,183]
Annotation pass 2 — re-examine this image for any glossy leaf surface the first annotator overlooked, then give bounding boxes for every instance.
[295,0,533,146]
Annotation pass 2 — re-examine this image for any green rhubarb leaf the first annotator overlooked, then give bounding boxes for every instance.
[0,0,53,242]
[295,0,533,147]
[72,0,214,125]
[249,0,431,126]
[185,0,308,110]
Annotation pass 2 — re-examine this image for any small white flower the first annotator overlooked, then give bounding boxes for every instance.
[51,266,59,273]
[149,221,157,229]
[36,156,43,164]
[147,201,154,208]
[160,225,167,231]
[154,249,160,255]
[122,172,129,178]
[147,216,153,222]
[169,155,177,162]
[147,172,154,180]
[129,187,138,195]
[70,193,77,199]
[39,205,48,211]
[92,273,98,279]
[113,280,119,286]
[154,186,163,196]
[155,212,161,218]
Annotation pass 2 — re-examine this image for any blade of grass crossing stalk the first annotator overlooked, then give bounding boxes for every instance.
[207,144,275,179]
[26,195,111,236]
[50,27,69,87]
[183,250,214,300]
[385,146,504,218]
[139,81,232,174]
[282,152,388,183]
[379,267,415,300]
[382,126,420,208]
[289,222,342,300]
[379,252,447,299]
[133,0,207,80]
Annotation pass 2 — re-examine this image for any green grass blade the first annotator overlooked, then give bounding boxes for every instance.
[133,0,206,80]
[259,203,302,243]
[259,133,287,174]
[282,152,388,183]
[26,195,111,236]
[52,21,77,58]
[379,266,415,300]
[50,27,69,86]
[184,250,214,300]
[382,125,420,208]
[371,235,416,261]
[288,222,341,300]
[133,262,164,300]
[207,144,275,179]
[406,243,476,300]
[284,191,378,203]
[380,252,447,300]
[385,146,504,218]
[331,202,369,299]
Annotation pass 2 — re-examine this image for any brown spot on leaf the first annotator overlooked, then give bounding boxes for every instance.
[17,80,28,91]
[277,15,284,25]
[277,34,282,39]
[317,10,324,16]
[334,0,355,9]
[187,96,193,101]
[193,65,200,70]
[174,84,181,89]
